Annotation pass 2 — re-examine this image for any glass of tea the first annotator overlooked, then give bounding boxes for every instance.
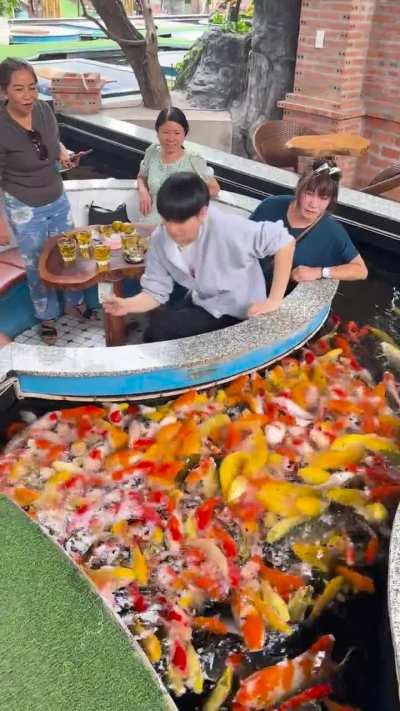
[121,231,139,254]
[98,225,113,238]
[57,234,77,264]
[125,244,145,263]
[93,241,111,271]
[76,230,91,258]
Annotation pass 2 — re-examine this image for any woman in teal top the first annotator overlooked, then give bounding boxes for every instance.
[250,159,368,283]
[137,107,220,227]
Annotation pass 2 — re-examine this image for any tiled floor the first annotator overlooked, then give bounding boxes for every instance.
[14,312,147,348]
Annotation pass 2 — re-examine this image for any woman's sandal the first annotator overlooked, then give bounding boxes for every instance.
[64,304,99,321]
[40,321,57,345]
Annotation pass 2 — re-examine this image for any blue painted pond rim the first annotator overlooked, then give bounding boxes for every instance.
[0,280,337,399]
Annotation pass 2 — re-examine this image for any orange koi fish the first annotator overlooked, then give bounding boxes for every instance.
[233,634,335,709]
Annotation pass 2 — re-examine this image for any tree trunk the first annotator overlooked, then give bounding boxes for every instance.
[228,0,242,23]
[30,0,42,15]
[233,0,301,156]
[89,0,170,109]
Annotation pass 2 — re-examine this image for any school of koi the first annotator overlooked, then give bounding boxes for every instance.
[1,320,400,711]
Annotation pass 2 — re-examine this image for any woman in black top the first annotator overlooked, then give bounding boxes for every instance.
[0,58,91,344]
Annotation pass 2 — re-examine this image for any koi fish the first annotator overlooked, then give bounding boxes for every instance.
[0,320,398,707]
[233,634,335,709]
[383,371,400,407]
[381,342,400,371]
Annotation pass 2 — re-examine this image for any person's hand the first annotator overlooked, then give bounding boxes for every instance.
[59,145,75,170]
[0,332,11,347]
[70,153,81,168]
[138,186,152,216]
[291,266,321,282]
[59,146,82,170]
[247,298,281,318]
[103,295,131,316]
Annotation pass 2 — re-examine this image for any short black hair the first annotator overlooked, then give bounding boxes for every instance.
[0,58,38,92]
[155,106,189,135]
[157,173,210,222]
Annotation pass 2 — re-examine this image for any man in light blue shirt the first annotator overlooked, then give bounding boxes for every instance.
[104,173,294,342]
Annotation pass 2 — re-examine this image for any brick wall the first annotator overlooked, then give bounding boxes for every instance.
[278,0,400,198]
[287,0,375,115]
[51,74,103,114]
[362,0,400,197]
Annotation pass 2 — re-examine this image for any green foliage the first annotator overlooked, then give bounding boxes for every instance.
[174,41,203,90]
[210,9,252,34]
[0,0,20,17]
[232,17,251,34]
[210,11,225,25]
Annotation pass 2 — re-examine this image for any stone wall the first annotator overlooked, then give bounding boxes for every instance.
[184,28,251,110]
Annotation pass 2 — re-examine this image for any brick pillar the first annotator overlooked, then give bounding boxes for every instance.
[279,0,376,186]
[361,0,400,199]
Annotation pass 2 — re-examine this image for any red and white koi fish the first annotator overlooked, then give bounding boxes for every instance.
[383,371,400,408]
[233,634,335,710]
[272,397,314,423]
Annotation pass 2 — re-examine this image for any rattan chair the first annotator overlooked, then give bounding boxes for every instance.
[361,161,400,196]
[252,120,317,171]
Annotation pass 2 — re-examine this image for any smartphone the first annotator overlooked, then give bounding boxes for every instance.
[72,149,93,160]
[98,281,113,304]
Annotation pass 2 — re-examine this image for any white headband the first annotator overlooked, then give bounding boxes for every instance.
[313,162,342,179]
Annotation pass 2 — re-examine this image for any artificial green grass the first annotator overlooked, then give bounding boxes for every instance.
[0,38,117,62]
[0,21,204,62]
[61,0,79,18]
[0,496,173,711]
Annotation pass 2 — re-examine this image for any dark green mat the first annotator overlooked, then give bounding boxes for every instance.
[0,496,174,711]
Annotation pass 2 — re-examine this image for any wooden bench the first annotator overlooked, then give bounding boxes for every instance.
[0,247,35,338]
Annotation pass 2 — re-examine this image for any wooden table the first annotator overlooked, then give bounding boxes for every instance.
[39,230,149,347]
[285,133,370,158]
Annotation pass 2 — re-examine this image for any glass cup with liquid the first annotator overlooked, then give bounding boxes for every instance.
[93,241,111,271]
[125,244,145,263]
[76,230,91,259]
[121,231,138,253]
[57,234,77,264]
[122,231,146,263]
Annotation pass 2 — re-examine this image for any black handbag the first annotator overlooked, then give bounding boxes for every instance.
[88,201,129,226]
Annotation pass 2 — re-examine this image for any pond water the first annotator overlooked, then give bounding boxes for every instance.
[7,162,395,710]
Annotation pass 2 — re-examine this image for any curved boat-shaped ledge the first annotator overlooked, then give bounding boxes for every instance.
[0,279,337,400]
[389,505,400,691]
